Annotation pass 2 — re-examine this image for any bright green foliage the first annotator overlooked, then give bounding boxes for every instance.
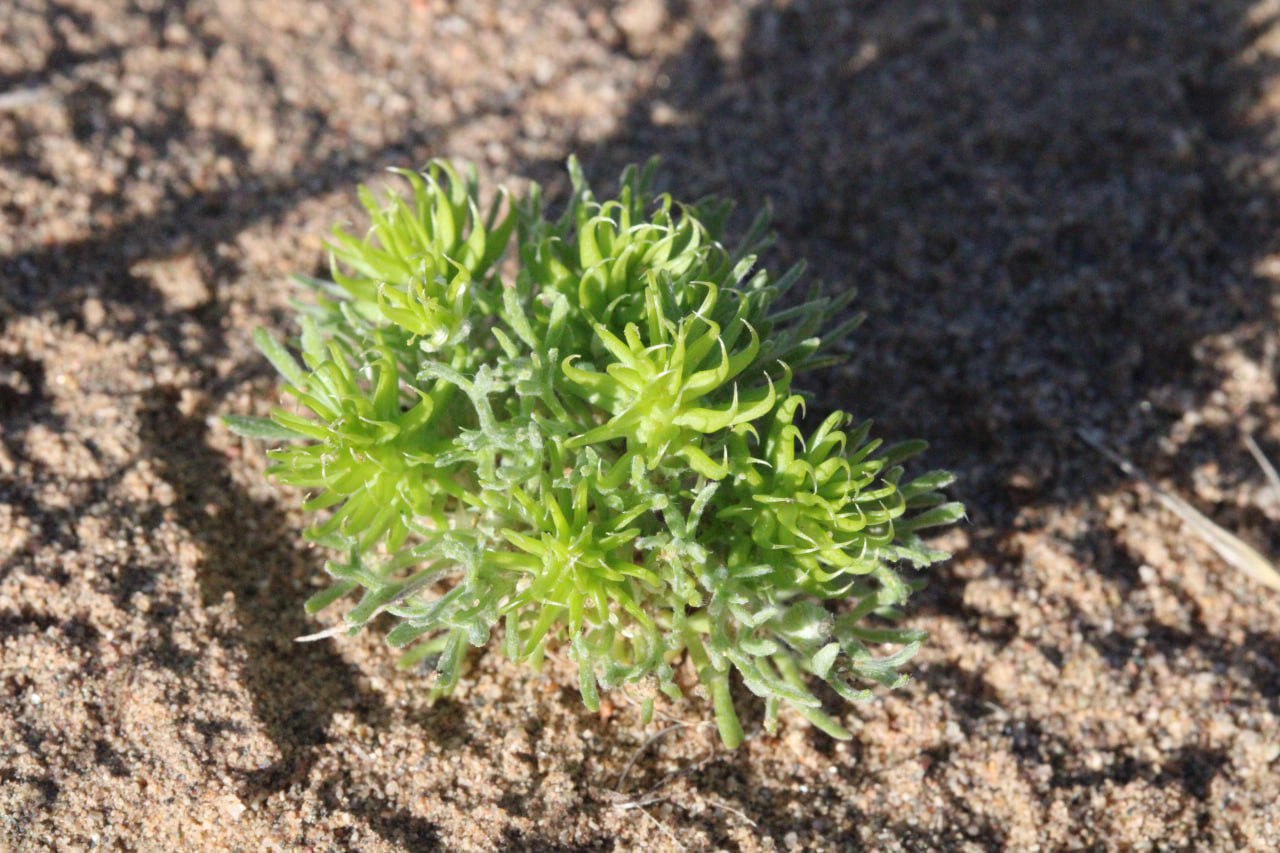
[228,158,963,747]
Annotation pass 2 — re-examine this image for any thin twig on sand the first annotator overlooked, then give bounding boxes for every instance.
[614,721,714,794]
[1243,433,1280,502]
[608,720,758,845]
[1077,428,1280,592]
[0,86,56,111]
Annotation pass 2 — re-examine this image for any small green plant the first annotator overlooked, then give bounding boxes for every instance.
[226,158,963,747]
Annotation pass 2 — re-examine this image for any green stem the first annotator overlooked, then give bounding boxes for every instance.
[685,629,743,748]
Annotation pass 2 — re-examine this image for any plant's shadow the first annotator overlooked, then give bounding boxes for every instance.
[558,1,1280,525]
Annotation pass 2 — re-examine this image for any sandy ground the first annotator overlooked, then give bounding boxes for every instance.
[4,0,1280,849]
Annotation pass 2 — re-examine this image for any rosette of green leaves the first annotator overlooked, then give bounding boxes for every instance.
[227,157,963,747]
[309,161,514,356]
